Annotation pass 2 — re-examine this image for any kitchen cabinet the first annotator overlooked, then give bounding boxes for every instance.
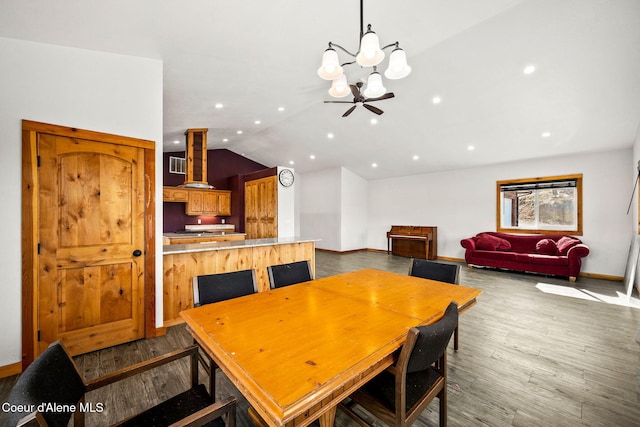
[163,186,189,202]
[163,186,231,216]
[186,190,217,215]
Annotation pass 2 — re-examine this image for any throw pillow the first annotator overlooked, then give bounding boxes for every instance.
[556,236,579,255]
[476,234,512,251]
[536,238,558,255]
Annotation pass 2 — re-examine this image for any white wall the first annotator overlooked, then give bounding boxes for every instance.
[299,167,369,252]
[633,124,640,293]
[340,168,368,251]
[276,166,296,237]
[368,149,632,277]
[299,168,342,250]
[0,38,163,366]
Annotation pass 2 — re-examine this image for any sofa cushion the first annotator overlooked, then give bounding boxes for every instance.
[517,253,569,266]
[556,236,580,255]
[476,233,512,251]
[536,238,558,255]
[472,250,518,262]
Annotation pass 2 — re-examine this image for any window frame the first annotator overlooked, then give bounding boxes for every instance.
[169,156,186,174]
[496,173,583,235]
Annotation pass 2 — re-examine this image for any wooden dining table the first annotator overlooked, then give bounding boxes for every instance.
[180,268,482,427]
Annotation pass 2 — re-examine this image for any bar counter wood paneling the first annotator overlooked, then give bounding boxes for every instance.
[163,238,316,326]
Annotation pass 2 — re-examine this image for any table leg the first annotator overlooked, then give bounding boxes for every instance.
[319,407,337,427]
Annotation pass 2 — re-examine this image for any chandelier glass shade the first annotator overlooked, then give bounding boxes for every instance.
[318,0,410,99]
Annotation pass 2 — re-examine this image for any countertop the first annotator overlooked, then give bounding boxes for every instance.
[164,231,246,238]
[163,237,318,255]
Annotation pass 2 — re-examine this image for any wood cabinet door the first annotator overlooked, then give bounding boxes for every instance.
[37,134,145,356]
[163,186,188,202]
[203,191,218,214]
[217,191,231,216]
[245,176,277,239]
[186,190,203,215]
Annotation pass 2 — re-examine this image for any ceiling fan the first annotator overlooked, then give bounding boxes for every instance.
[324,82,394,117]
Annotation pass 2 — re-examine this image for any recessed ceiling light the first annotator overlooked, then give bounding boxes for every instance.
[370,118,378,125]
[412,155,419,160]
[289,160,295,165]
[237,130,243,134]
[468,145,475,151]
[278,107,285,112]
[254,120,261,125]
[523,65,536,75]
[372,163,378,168]
[222,138,229,142]
[214,103,224,109]
[327,132,334,139]
[432,96,442,104]
[173,140,180,144]
[310,154,316,160]
[541,131,551,138]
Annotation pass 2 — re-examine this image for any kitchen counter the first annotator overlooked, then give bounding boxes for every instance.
[163,237,316,254]
[162,237,317,326]
[163,231,246,245]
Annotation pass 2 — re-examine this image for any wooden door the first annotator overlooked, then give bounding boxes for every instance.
[245,176,277,239]
[260,177,278,238]
[245,180,259,239]
[37,133,146,356]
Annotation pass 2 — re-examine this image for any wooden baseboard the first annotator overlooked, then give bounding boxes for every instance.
[579,272,623,281]
[316,248,369,254]
[436,256,465,263]
[0,361,21,378]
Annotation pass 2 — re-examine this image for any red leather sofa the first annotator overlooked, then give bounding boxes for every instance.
[460,232,590,281]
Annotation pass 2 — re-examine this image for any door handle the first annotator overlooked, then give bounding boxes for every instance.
[132,249,142,257]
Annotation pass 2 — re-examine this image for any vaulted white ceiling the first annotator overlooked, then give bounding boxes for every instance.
[2,0,640,179]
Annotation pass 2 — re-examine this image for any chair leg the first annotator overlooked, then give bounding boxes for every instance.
[439,386,447,427]
[453,325,459,351]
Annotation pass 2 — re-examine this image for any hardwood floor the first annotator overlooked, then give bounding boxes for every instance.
[2,250,639,426]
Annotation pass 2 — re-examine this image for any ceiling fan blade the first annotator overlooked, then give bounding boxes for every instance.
[363,104,384,115]
[342,105,357,117]
[324,101,355,104]
[365,92,395,102]
[350,84,361,98]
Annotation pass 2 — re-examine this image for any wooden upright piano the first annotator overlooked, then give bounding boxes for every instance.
[386,226,437,259]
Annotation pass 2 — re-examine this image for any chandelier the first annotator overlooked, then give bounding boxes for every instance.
[317,0,411,101]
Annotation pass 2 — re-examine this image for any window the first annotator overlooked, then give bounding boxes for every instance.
[169,156,186,174]
[497,174,582,235]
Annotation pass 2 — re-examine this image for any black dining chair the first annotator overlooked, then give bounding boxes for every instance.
[267,260,313,289]
[192,269,258,307]
[0,341,236,427]
[340,302,459,427]
[192,269,258,377]
[409,259,461,351]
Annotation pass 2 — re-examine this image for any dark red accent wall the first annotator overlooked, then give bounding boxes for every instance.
[163,149,269,232]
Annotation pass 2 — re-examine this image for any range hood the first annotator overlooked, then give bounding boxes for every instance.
[183,128,214,189]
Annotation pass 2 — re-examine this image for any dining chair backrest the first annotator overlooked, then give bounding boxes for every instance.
[2,342,86,427]
[2,340,238,427]
[340,302,459,427]
[193,269,258,307]
[406,302,459,373]
[409,259,460,284]
[267,260,313,289]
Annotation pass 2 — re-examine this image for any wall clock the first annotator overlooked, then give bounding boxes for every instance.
[278,169,294,187]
